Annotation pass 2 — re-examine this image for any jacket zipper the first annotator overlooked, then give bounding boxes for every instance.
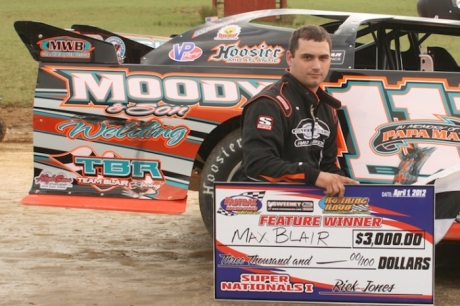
[310,104,322,167]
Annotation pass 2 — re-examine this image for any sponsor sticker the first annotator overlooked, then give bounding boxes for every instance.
[38,36,94,59]
[319,197,370,214]
[331,50,345,64]
[169,42,203,62]
[105,36,126,64]
[50,147,164,198]
[257,116,273,130]
[34,171,73,190]
[267,200,314,212]
[292,118,330,148]
[217,191,265,216]
[214,25,241,40]
[209,41,284,64]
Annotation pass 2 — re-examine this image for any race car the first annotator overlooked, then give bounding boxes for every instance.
[14,6,460,240]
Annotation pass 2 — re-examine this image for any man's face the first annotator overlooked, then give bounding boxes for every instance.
[286,38,331,92]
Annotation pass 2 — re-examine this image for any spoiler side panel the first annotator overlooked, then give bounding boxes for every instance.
[71,24,155,64]
[14,21,119,64]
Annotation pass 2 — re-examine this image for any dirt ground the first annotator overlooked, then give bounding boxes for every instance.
[0,107,306,306]
[0,107,33,143]
[1,107,460,306]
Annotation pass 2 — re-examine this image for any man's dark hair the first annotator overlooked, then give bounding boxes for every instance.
[288,25,332,56]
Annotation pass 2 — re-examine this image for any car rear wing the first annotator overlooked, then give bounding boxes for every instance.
[71,24,155,64]
[14,21,154,64]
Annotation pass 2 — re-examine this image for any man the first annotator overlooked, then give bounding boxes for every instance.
[240,25,358,197]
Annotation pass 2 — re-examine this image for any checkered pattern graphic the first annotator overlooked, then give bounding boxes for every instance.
[350,204,369,212]
[217,191,266,216]
[217,207,237,216]
[51,147,98,175]
[239,191,266,201]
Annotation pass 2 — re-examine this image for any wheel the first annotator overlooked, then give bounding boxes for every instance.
[0,117,5,142]
[199,128,243,234]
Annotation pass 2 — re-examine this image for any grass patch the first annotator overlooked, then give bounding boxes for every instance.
[1,0,212,107]
[198,5,218,21]
[1,0,420,107]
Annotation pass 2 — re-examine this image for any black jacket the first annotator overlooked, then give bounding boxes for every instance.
[240,72,346,185]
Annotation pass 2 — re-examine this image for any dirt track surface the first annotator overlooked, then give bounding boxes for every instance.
[1,108,460,305]
[0,142,214,305]
[0,143,327,306]
[0,107,32,143]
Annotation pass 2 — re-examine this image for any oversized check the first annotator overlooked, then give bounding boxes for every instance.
[214,183,434,305]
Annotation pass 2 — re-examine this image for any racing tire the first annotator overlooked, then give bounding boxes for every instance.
[0,117,5,142]
[199,128,243,234]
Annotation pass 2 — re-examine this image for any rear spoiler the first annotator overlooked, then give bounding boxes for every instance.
[14,21,154,64]
[71,24,155,64]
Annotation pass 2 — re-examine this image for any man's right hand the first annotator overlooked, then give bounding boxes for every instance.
[315,172,359,198]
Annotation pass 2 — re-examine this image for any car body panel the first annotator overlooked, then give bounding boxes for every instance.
[14,8,460,237]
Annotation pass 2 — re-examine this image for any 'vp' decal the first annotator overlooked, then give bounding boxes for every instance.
[169,42,203,62]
